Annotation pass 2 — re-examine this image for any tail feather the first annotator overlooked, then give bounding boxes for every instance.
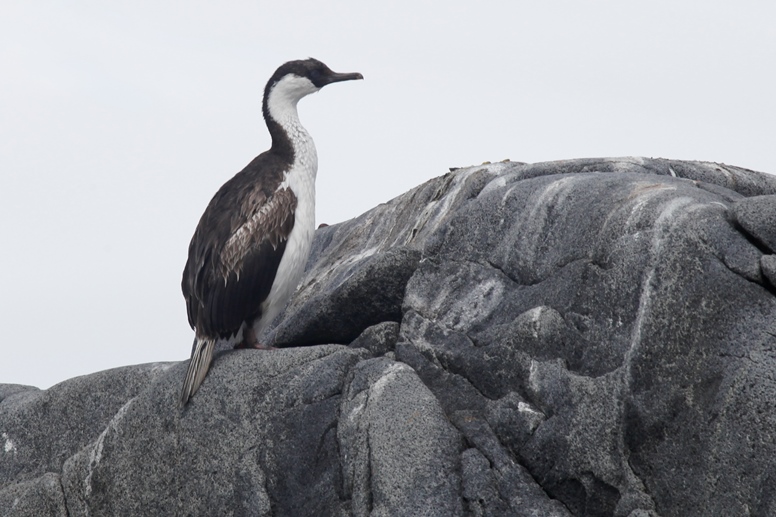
[180,337,215,406]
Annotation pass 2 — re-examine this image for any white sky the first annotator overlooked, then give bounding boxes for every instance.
[2,1,774,389]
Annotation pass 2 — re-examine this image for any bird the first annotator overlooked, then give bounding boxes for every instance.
[180,58,363,405]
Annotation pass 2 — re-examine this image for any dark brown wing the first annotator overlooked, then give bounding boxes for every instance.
[182,179,297,339]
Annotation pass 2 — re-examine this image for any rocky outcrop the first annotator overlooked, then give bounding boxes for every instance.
[3,157,776,516]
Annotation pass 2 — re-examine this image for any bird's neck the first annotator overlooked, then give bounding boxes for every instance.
[264,97,317,181]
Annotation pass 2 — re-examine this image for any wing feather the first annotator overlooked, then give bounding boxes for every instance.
[182,182,297,339]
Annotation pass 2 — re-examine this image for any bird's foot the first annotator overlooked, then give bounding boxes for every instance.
[234,326,277,350]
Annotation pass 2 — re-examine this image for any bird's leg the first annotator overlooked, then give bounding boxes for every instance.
[234,326,276,350]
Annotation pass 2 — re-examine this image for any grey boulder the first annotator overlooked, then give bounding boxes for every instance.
[2,157,776,516]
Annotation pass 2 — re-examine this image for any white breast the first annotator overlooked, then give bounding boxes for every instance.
[254,75,319,337]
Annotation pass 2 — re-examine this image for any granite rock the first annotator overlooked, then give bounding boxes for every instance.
[3,157,776,516]
[733,195,776,252]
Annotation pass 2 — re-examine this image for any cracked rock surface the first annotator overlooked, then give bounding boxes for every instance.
[2,157,776,516]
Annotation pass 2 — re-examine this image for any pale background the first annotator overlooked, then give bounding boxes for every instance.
[2,1,774,389]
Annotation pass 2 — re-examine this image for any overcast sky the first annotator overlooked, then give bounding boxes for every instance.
[2,1,774,389]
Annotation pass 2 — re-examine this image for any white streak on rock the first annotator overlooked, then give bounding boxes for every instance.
[85,398,136,497]
[371,363,411,400]
[528,360,541,393]
[2,432,17,454]
[441,277,504,332]
[312,246,380,293]
[332,247,379,272]
[410,166,500,243]
[509,176,575,265]
[348,397,366,423]
[482,175,507,196]
[526,306,545,338]
[624,183,680,233]
[517,401,543,417]
[627,197,694,364]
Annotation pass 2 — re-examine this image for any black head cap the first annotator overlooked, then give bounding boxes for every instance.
[267,58,363,90]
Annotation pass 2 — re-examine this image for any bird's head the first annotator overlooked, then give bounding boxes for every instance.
[263,58,363,117]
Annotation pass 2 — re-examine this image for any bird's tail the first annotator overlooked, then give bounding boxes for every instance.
[180,337,215,407]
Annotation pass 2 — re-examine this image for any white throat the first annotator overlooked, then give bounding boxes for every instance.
[267,74,319,128]
[266,74,319,182]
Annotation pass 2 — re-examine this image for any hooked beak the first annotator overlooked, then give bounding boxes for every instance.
[322,71,364,86]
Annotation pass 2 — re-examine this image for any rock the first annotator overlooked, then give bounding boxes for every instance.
[59,345,368,517]
[3,157,776,516]
[733,195,776,252]
[269,247,421,347]
[348,321,400,355]
[339,357,463,516]
[762,255,776,286]
[0,363,175,488]
[0,385,37,403]
[0,473,67,517]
